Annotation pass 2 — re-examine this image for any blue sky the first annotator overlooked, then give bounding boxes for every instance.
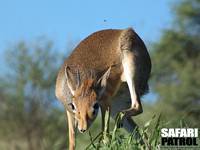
[0,0,174,102]
[0,0,173,50]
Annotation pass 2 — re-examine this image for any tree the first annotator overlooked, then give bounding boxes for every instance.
[151,0,200,126]
[0,39,68,150]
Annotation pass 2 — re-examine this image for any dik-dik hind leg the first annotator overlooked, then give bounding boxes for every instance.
[111,99,143,143]
[111,113,142,141]
[111,98,138,132]
[66,110,76,150]
[121,50,143,116]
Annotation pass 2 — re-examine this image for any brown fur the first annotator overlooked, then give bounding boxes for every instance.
[76,79,94,97]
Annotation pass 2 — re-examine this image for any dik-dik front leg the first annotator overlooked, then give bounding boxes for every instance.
[100,100,111,133]
[66,110,76,150]
[122,50,143,117]
[100,100,112,144]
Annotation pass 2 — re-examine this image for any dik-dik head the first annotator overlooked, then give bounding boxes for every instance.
[65,66,111,133]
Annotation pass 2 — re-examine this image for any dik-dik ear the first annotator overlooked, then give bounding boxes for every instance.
[96,67,111,97]
[65,66,81,95]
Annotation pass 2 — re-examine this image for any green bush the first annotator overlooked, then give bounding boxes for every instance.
[85,112,162,150]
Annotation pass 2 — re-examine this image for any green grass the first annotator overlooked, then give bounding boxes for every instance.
[84,112,162,150]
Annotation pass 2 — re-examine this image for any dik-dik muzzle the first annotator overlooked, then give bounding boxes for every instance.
[65,66,111,133]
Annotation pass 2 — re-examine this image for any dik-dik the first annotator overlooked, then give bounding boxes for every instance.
[55,28,151,150]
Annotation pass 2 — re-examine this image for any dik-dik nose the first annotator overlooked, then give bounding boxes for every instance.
[78,121,87,133]
[79,129,86,133]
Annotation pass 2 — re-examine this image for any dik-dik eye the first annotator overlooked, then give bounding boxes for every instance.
[92,103,99,115]
[93,103,99,110]
[68,102,76,112]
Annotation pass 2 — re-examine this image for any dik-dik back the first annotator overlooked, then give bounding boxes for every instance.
[56,28,151,101]
[55,28,151,149]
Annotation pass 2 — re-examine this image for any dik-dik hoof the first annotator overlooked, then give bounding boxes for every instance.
[122,107,143,117]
